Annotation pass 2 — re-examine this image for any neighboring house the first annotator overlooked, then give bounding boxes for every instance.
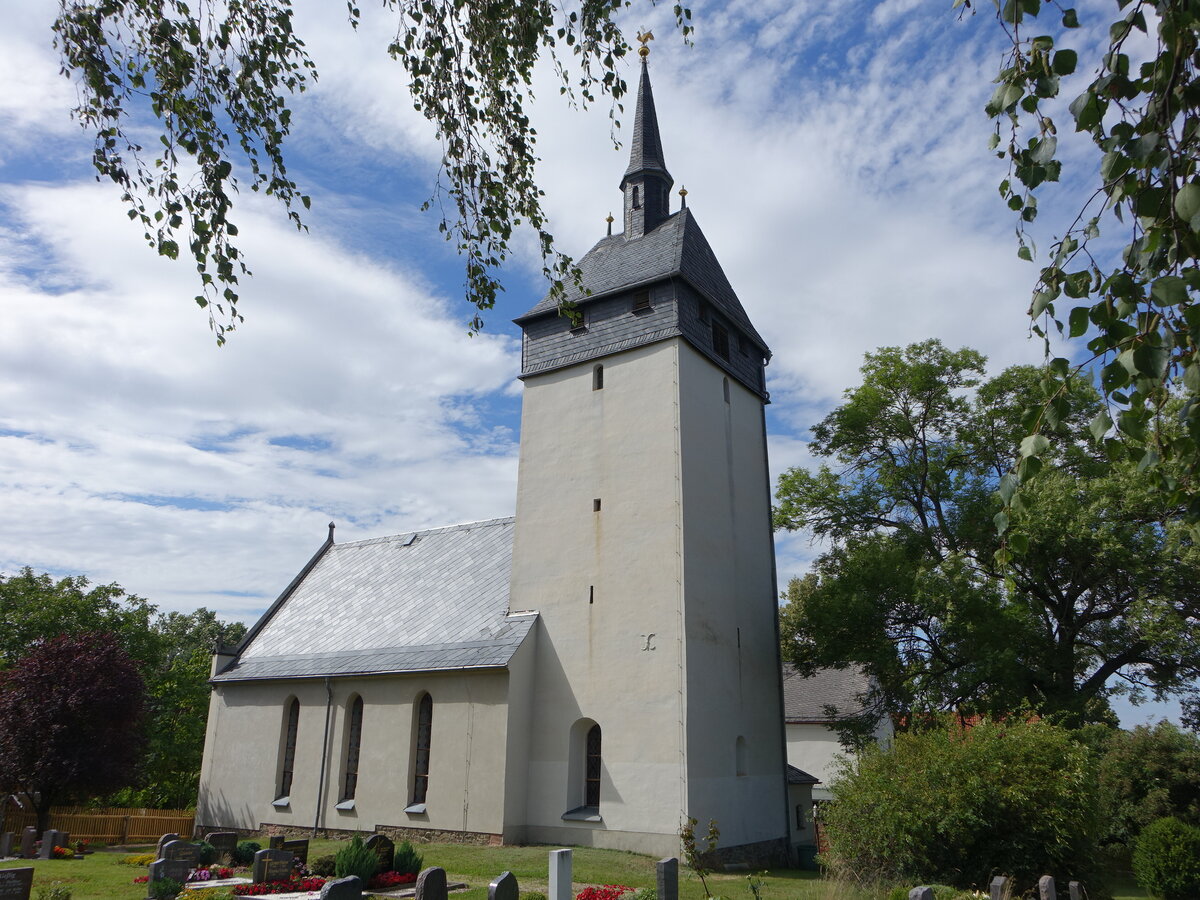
[197,51,790,862]
[782,664,893,803]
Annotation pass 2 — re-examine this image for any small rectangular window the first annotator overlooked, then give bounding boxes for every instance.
[712,322,730,360]
[632,290,651,313]
[593,498,602,512]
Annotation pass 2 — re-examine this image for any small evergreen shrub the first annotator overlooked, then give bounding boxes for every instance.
[1133,817,1200,900]
[392,841,423,876]
[335,835,381,881]
[233,841,261,866]
[196,841,217,866]
[148,878,183,900]
[35,884,71,900]
[310,855,337,876]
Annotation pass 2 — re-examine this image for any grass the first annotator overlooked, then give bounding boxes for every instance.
[1,840,1151,900]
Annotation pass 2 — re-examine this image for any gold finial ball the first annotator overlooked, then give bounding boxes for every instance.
[636,30,654,57]
[678,186,688,197]
[606,213,614,223]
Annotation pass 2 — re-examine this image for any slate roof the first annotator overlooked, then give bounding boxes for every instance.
[787,764,820,786]
[515,208,768,353]
[781,663,874,723]
[212,518,533,682]
[621,58,672,189]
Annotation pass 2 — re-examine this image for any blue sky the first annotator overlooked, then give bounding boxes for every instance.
[0,0,1183,727]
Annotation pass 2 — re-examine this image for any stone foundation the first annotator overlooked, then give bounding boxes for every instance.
[698,836,790,869]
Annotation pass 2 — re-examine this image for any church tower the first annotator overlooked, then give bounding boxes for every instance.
[508,49,789,859]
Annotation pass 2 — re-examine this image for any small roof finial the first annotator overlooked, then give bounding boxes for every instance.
[636,30,654,58]
[678,185,688,208]
[606,212,614,235]
[327,521,336,543]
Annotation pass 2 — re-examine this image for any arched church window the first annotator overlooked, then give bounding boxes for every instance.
[342,695,363,801]
[585,723,602,808]
[278,697,300,800]
[411,693,433,805]
[593,364,604,391]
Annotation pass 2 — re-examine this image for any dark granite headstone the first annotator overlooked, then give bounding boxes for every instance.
[205,832,238,864]
[364,834,394,874]
[656,858,678,900]
[0,833,14,859]
[162,840,200,867]
[57,832,69,851]
[281,838,309,864]
[18,829,35,860]
[147,858,191,899]
[319,876,363,900]
[488,871,518,900]
[1039,876,1058,900]
[252,848,294,884]
[989,876,1010,900]
[909,889,934,900]
[268,836,284,850]
[1068,882,1083,900]
[0,868,33,900]
[415,867,447,900]
[156,834,181,859]
[38,831,56,859]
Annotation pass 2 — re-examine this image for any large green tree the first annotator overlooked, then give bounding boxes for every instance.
[774,340,1200,732]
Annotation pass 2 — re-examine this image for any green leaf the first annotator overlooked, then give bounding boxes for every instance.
[994,510,1010,535]
[1062,8,1079,27]
[998,472,1019,504]
[1151,275,1188,307]
[1018,245,1032,261]
[1089,409,1113,441]
[1009,532,1029,554]
[1020,433,1050,458]
[1052,49,1077,75]
[1068,306,1089,337]
[1175,182,1200,223]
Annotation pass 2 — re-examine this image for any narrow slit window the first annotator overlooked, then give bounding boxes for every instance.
[593,364,604,391]
[723,377,731,403]
[342,696,363,801]
[593,498,602,512]
[585,724,602,808]
[632,290,651,313]
[278,698,300,799]
[411,693,433,805]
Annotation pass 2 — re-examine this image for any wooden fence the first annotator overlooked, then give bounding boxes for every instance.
[1,806,194,844]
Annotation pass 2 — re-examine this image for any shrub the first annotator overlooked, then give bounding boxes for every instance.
[196,841,217,865]
[148,877,184,900]
[233,841,261,866]
[36,884,71,900]
[392,841,423,876]
[631,890,656,900]
[823,718,1101,891]
[335,835,380,881]
[310,855,337,876]
[1132,816,1200,900]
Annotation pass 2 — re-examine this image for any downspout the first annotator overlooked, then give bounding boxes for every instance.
[313,677,334,838]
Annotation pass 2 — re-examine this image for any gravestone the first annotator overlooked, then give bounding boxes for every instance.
[909,889,934,900]
[252,848,294,884]
[364,834,394,874]
[415,867,447,900]
[19,829,36,859]
[1068,883,1083,900]
[57,833,70,851]
[1039,876,1057,900]
[989,876,1010,900]
[156,834,181,859]
[148,858,192,898]
[488,871,518,900]
[205,832,238,865]
[0,833,13,859]
[268,836,284,850]
[282,838,309,864]
[162,840,201,867]
[0,867,34,900]
[548,849,572,900]
[38,830,58,859]
[656,857,678,900]
[320,876,363,900]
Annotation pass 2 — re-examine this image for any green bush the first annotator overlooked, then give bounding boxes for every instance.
[233,841,261,866]
[335,835,380,881]
[310,854,337,876]
[1132,816,1200,899]
[631,889,656,900]
[147,878,183,900]
[35,884,71,900]
[195,841,216,866]
[392,841,423,876]
[823,718,1101,891]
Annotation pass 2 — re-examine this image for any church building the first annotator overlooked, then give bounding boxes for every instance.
[197,49,790,861]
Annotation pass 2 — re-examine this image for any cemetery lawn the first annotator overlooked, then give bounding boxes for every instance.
[1,843,1153,900]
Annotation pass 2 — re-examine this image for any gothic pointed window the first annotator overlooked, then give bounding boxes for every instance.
[411,693,433,805]
[585,723,602,808]
[342,695,363,801]
[277,698,300,800]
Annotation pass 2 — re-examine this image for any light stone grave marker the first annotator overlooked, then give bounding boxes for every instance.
[37,831,58,860]
[488,871,518,900]
[909,889,934,900]
[1039,876,1057,900]
[0,867,34,900]
[656,857,678,900]
[364,835,394,874]
[415,866,447,900]
[319,876,362,900]
[548,849,571,900]
[1068,883,1083,900]
[19,829,35,860]
[252,848,294,884]
[989,876,1010,900]
[0,833,13,859]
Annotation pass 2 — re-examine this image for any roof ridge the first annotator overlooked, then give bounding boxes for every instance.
[335,515,515,549]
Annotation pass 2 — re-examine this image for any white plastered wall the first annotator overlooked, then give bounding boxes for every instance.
[785,718,893,802]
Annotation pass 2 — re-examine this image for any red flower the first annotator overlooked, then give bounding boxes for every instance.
[576,886,632,900]
[369,872,418,889]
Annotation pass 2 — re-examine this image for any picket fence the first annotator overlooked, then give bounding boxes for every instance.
[2,806,194,844]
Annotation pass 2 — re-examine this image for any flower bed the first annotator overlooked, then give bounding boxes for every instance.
[189,867,236,882]
[51,846,74,860]
[232,877,327,896]
[368,871,418,890]
[576,886,632,900]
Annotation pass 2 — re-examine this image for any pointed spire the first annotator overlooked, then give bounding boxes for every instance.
[621,57,673,191]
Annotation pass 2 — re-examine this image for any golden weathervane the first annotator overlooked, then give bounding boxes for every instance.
[636,31,654,58]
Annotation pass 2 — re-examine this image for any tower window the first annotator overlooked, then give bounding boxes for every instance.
[593,498,602,512]
[585,723,602,807]
[632,186,641,209]
[723,377,730,404]
[712,322,731,360]
[342,695,363,801]
[410,693,433,805]
[593,364,604,391]
[277,697,300,800]
[632,290,651,313]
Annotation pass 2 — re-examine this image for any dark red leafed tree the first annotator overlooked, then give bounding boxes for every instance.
[0,632,145,833]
